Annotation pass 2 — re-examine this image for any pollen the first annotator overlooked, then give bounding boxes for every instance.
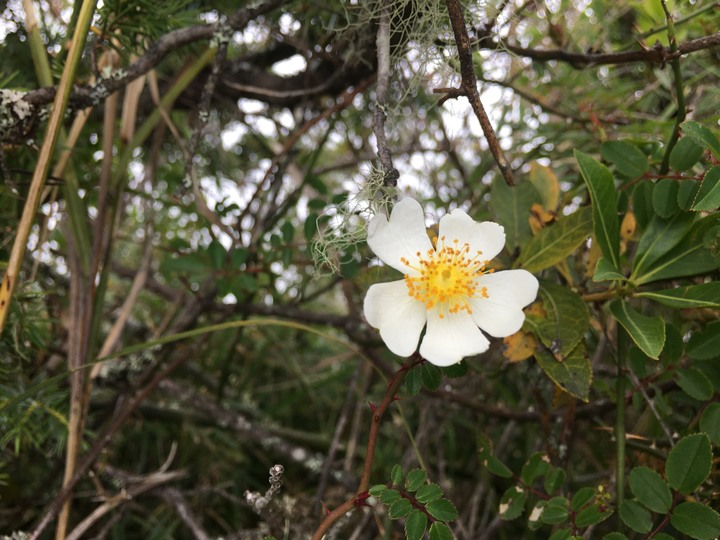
[403,236,492,318]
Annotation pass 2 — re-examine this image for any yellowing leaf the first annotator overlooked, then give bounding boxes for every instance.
[503,331,537,363]
[529,162,560,210]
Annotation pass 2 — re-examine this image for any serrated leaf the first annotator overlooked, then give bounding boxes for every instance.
[529,282,590,356]
[416,483,443,503]
[671,502,720,540]
[574,504,613,527]
[518,207,592,272]
[628,466,672,514]
[441,362,468,378]
[491,178,541,251]
[687,321,720,360]
[535,345,592,402]
[676,368,714,401]
[369,484,388,497]
[544,468,566,494]
[635,282,720,309]
[541,498,569,524]
[666,433,712,494]
[609,300,665,359]
[699,403,720,444]
[391,465,404,485]
[575,150,621,269]
[653,179,680,217]
[632,212,695,282]
[405,509,428,540]
[571,487,595,511]
[601,140,649,179]
[678,180,701,210]
[670,135,705,171]
[521,453,551,485]
[406,469,427,492]
[593,256,625,281]
[549,528,574,540]
[484,455,513,478]
[388,498,413,519]
[405,367,421,396]
[421,363,442,390]
[681,120,720,161]
[426,498,458,522]
[529,162,560,210]
[380,488,402,504]
[428,522,454,540]
[499,486,527,520]
[620,500,652,533]
[692,166,720,211]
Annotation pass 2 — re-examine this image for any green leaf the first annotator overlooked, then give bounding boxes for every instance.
[631,212,695,282]
[426,498,459,522]
[441,362,468,378]
[303,214,319,241]
[619,499,653,533]
[280,221,294,244]
[518,207,592,273]
[544,468,566,494]
[521,453,551,485]
[405,509,428,540]
[491,178,540,251]
[160,253,208,275]
[692,166,720,211]
[687,321,720,360]
[529,282,590,357]
[575,150,621,269]
[416,483,443,504]
[609,300,665,359]
[230,248,248,266]
[529,162,560,210]
[421,363,442,391]
[700,403,720,444]
[571,487,595,511]
[633,181,654,229]
[652,179,680,217]
[391,465,404,485]
[428,522,454,540]
[670,135,705,171]
[678,180,701,210]
[574,504,613,527]
[499,486,527,520]
[406,469,427,492]
[628,466,672,514]
[405,367,421,396]
[369,484,388,497]
[380,488,402,504]
[541,497,570,524]
[602,534,629,540]
[388,498,413,518]
[549,528,573,540]
[676,367,714,401]
[666,433,712,495]
[484,455,513,478]
[635,282,720,309]
[593,256,625,281]
[600,140,649,179]
[681,120,720,161]
[671,502,720,540]
[535,345,592,402]
[207,240,226,269]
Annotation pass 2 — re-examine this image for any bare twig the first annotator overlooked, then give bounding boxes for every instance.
[440,0,514,186]
[160,488,211,540]
[373,4,399,187]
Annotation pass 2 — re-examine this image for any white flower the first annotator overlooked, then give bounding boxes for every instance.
[363,197,539,366]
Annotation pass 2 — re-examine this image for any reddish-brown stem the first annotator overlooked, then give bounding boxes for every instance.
[311,356,422,540]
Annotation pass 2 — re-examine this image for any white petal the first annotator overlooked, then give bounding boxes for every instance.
[363,280,427,357]
[368,197,433,274]
[419,310,490,366]
[438,209,505,262]
[469,270,539,337]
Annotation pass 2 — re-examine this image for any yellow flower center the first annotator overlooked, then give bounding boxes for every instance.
[401,236,492,319]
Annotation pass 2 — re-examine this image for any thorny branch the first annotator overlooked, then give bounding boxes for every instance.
[440,0,514,186]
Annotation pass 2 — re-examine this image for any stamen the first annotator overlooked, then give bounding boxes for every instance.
[402,236,492,316]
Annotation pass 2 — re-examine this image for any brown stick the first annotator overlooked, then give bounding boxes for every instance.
[441,0,514,186]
